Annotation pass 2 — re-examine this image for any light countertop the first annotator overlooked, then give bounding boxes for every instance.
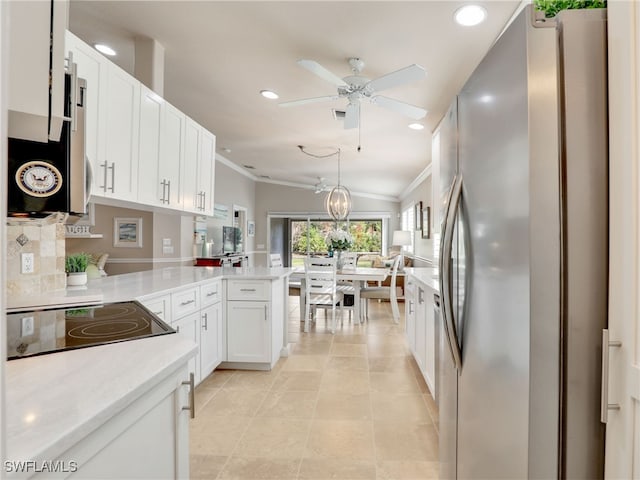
[5,334,197,468]
[4,265,291,466]
[7,266,292,311]
[405,267,440,293]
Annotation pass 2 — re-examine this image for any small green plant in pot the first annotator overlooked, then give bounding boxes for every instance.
[65,252,91,287]
[534,0,606,18]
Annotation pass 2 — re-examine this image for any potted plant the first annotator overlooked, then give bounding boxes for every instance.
[65,252,91,286]
[326,229,353,270]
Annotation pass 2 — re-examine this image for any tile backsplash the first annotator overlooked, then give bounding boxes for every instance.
[6,213,66,296]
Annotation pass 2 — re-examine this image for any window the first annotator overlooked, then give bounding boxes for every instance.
[401,205,415,254]
[290,218,383,267]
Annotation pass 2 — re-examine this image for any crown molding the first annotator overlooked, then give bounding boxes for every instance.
[398,163,432,202]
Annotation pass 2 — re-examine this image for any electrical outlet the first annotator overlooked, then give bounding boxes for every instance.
[163,246,174,254]
[162,238,171,246]
[21,253,34,274]
[21,316,34,336]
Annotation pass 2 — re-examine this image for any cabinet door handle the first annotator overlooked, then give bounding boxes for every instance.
[264,305,268,320]
[418,288,424,304]
[160,179,167,203]
[409,301,414,315]
[180,299,195,306]
[167,180,171,204]
[108,162,115,192]
[202,191,206,211]
[100,161,108,192]
[181,372,195,419]
[202,312,208,330]
[601,329,622,423]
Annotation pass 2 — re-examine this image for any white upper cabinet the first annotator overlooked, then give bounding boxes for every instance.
[101,63,140,201]
[182,119,216,215]
[137,86,164,206]
[138,90,185,209]
[65,31,107,196]
[9,0,68,142]
[199,129,216,216]
[65,31,216,215]
[160,103,185,208]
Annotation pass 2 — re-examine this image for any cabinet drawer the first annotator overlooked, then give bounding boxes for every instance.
[138,295,171,322]
[200,280,222,306]
[171,287,200,319]
[227,280,270,301]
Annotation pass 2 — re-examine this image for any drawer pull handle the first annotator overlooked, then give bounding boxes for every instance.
[240,288,256,292]
[153,311,163,316]
[180,299,195,306]
[181,372,195,419]
[202,312,208,330]
[206,291,217,297]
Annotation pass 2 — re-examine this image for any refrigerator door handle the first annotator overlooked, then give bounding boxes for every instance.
[600,329,622,423]
[440,175,463,370]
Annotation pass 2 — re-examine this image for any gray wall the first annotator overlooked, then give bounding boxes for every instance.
[254,182,401,266]
[400,175,435,265]
[205,160,256,262]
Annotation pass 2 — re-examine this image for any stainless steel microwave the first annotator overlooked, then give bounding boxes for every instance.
[7,72,89,217]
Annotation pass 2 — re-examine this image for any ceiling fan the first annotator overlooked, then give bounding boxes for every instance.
[279,57,427,129]
[313,177,328,194]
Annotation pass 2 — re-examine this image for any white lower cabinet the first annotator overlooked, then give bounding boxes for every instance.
[56,364,192,479]
[200,301,223,379]
[405,274,437,401]
[227,300,271,363]
[225,278,285,369]
[173,311,201,385]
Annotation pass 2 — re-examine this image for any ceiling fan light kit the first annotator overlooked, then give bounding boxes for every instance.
[279,57,428,129]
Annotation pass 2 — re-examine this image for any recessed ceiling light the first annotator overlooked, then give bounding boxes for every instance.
[260,90,279,100]
[408,123,425,130]
[94,44,116,56]
[454,5,487,26]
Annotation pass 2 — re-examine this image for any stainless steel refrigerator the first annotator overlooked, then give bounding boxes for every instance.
[437,6,608,479]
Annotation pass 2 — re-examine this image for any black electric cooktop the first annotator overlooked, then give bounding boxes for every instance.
[7,300,175,360]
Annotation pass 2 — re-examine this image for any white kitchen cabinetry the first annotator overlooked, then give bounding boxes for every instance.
[65,31,107,196]
[405,274,437,400]
[55,364,192,480]
[225,278,284,369]
[405,277,417,354]
[200,280,223,379]
[182,118,216,215]
[139,294,170,322]
[138,90,185,208]
[170,286,201,383]
[137,85,163,206]
[9,0,68,142]
[160,103,186,207]
[100,63,141,201]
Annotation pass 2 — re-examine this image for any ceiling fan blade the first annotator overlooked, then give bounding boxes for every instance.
[371,96,427,120]
[298,59,349,87]
[344,103,359,129]
[367,64,426,92]
[279,95,339,107]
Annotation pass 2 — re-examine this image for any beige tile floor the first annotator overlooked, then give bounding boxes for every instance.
[190,298,439,480]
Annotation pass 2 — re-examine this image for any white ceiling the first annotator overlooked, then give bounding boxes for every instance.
[69,1,522,201]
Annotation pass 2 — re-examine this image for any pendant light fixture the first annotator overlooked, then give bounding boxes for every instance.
[325,148,352,221]
[298,145,352,221]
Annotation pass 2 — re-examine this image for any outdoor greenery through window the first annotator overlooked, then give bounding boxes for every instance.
[291,219,382,267]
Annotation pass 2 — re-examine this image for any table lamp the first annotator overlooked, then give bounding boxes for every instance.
[392,230,412,271]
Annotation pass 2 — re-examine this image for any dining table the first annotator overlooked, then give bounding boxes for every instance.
[290,266,390,324]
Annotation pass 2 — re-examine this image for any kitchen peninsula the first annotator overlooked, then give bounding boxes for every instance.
[5,266,291,479]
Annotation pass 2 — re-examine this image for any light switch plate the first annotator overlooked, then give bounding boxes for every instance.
[21,316,34,336]
[162,238,171,246]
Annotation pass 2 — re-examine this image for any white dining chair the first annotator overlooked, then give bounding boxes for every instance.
[360,255,402,323]
[303,257,343,333]
[336,252,359,320]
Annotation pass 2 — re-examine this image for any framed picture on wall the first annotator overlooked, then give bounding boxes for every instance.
[247,221,255,237]
[415,201,423,231]
[422,206,431,239]
[113,217,143,248]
